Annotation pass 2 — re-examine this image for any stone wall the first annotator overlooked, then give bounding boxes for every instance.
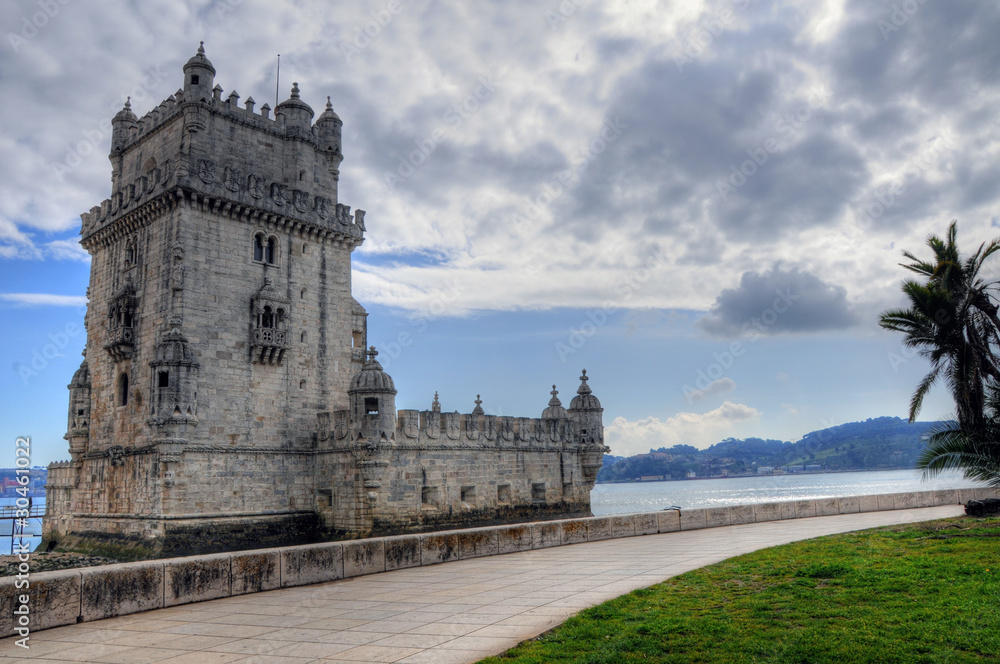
[11,487,998,639]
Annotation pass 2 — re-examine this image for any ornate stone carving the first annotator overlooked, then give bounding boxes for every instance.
[224,165,242,192]
[198,159,215,184]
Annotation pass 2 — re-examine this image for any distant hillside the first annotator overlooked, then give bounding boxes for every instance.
[597,417,941,483]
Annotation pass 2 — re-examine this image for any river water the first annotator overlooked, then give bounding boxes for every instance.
[590,469,986,515]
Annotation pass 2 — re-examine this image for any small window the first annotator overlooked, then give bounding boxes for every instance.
[364,397,379,415]
[532,482,546,504]
[300,331,307,343]
[118,373,129,407]
[265,237,276,264]
[421,486,439,506]
[302,244,308,254]
[497,484,511,504]
[190,75,200,85]
[261,305,274,329]
[299,380,306,390]
[461,486,476,503]
[157,371,169,388]
[253,233,264,262]
[300,288,306,300]
[299,169,306,181]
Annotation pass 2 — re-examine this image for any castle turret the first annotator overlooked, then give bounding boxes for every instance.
[541,385,568,420]
[182,41,216,102]
[568,369,607,484]
[349,346,397,443]
[111,99,138,154]
[65,355,91,461]
[315,96,344,187]
[275,82,314,133]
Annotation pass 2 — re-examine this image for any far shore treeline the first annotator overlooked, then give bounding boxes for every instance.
[598,416,938,483]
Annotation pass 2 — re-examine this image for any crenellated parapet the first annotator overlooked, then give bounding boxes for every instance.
[80,42,361,252]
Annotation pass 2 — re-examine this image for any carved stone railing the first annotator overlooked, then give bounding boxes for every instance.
[251,327,287,365]
[104,326,135,361]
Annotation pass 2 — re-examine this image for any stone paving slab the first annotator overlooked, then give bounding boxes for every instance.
[0,506,964,664]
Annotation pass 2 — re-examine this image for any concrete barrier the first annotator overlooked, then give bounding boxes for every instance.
[81,561,163,621]
[11,486,996,637]
[165,552,230,607]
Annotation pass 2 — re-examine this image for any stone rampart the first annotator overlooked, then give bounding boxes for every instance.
[5,487,996,638]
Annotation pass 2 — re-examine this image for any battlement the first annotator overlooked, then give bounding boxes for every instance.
[325,409,596,449]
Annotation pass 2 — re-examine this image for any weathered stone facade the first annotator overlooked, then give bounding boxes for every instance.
[45,45,607,555]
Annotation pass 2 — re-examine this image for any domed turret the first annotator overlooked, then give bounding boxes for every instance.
[111,98,138,153]
[541,385,568,419]
[275,82,314,131]
[66,355,92,451]
[149,324,200,424]
[569,369,602,412]
[316,96,344,178]
[349,347,397,441]
[183,41,216,101]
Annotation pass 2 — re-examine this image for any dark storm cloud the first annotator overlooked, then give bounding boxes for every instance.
[697,266,859,337]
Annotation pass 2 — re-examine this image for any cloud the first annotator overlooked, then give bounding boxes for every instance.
[604,401,760,456]
[0,294,88,307]
[45,240,90,262]
[684,377,735,403]
[697,265,859,338]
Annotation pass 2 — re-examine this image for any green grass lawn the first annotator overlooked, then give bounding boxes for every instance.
[479,517,1000,664]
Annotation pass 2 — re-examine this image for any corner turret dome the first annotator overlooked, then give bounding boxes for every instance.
[541,385,568,419]
[349,346,397,395]
[569,370,602,411]
[113,98,138,124]
[317,96,341,124]
[183,42,216,98]
[275,82,315,129]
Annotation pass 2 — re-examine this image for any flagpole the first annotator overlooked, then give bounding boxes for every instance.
[275,54,280,107]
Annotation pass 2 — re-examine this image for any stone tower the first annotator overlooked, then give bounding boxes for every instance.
[45,45,607,554]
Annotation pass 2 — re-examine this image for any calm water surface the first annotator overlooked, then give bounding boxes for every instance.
[590,469,985,515]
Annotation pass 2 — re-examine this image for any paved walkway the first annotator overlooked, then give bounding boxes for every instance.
[0,505,964,664]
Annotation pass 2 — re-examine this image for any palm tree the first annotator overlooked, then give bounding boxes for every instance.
[880,221,1000,485]
[919,386,1000,488]
[879,221,1000,428]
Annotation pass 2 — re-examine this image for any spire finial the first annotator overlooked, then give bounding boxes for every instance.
[548,385,562,407]
[197,41,205,55]
[432,391,441,413]
[367,345,378,361]
[577,369,592,395]
[472,394,484,415]
[326,96,333,111]
[291,82,300,98]
[124,96,131,111]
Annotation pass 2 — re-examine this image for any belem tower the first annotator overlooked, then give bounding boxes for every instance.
[44,45,608,555]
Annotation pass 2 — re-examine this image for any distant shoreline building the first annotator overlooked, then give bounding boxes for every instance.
[44,45,608,555]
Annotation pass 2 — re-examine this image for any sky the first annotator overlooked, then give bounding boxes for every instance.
[2,0,998,465]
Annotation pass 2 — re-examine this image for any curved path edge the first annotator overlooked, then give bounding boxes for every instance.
[0,505,967,663]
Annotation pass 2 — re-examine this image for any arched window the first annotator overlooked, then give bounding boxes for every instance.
[253,233,264,262]
[124,239,137,269]
[261,305,274,329]
[265,236,276,265]
[118,373,129,407]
